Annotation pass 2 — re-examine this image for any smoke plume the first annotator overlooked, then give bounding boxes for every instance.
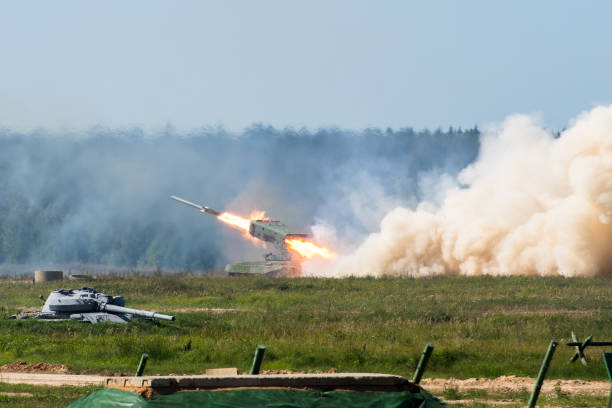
[312,106,612,277]
[0,124,478,272]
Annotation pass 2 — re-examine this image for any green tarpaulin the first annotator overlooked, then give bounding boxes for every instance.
[68,388,447,408]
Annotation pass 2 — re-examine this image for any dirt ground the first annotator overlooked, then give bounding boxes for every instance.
[420,375,610,396]
[0,361,68,374]
[0,363,608,397]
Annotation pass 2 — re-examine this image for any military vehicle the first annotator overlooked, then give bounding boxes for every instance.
[171,195,310,277]
[10,287,175,324]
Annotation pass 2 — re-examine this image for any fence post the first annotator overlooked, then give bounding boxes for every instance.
[135,353,149,377]
[602,353,612,408]
[250,345,266,375]
[527,340,557,408]
[412,343,434,385]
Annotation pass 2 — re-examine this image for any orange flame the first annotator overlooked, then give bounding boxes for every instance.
[284,238,336,260]
[215,210,335,260]
[216,210,267,233]
[217,212,251,232]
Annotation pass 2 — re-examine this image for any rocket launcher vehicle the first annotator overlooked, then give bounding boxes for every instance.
[171,195,333,276]
[170,195,311,262]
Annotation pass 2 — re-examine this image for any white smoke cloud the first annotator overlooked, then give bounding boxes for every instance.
[308,105,612,278]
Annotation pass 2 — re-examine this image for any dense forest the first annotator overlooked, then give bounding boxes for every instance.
[0,125,479,270]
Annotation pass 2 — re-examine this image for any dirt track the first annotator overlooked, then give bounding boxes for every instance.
[420,375,610,396]
[0,373,106,386]
[0,372,609,396]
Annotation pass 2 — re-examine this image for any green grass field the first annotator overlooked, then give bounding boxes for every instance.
[0,274,611,406]
[0,383,98,408]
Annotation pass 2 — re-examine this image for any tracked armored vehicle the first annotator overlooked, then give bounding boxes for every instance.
[10,287,175,324]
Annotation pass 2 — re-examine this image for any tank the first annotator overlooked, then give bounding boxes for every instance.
[10,287,175,324]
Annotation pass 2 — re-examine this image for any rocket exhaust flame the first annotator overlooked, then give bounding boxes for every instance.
[284,238,336,259]
[216,210,267,232]
[216,211,263,246]
[217,212,251,232]
[215,210,335,260]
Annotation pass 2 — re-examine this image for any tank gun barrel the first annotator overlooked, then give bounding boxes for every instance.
[170,195,221,216]
[102,304,175,321]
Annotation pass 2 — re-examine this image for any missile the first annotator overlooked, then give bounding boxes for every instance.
[170,195,221,216]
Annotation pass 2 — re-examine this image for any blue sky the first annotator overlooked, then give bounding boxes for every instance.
[1,1,611,132]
